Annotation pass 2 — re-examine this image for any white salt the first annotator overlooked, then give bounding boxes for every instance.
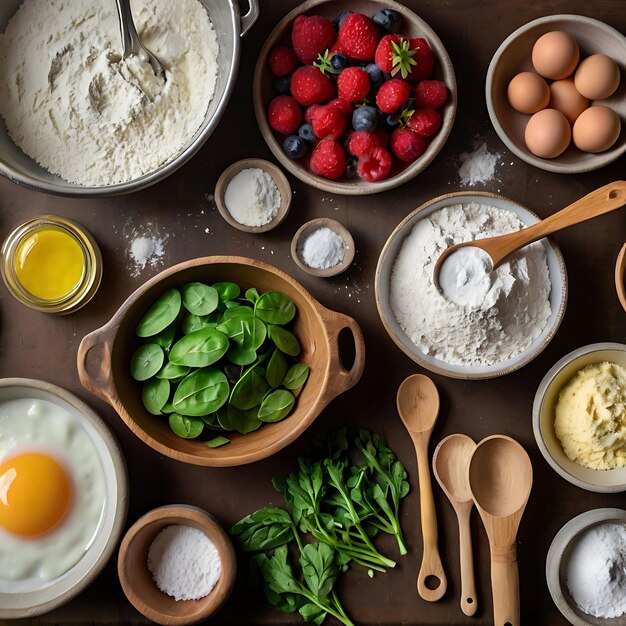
[224,168,281,227]
[300,227,345,269]
[458,142,499,187]
[130,236,165,275]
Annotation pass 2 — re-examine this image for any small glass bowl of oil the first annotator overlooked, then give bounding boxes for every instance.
[1,216,102,314]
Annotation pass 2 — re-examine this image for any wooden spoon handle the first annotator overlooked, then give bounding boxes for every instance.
[415,436,447,602]
[490,556,520,626]
[458,507,477,616]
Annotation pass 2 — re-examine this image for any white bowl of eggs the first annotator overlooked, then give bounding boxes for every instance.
[487,15,626,173]
[0,378,128,618]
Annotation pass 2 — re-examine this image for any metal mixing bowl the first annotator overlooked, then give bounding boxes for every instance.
[0,0,258,196]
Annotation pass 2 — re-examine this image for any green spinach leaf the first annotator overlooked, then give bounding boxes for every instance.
[181,282,219,316]
[141,378,170,415]
[231,367,270,410]
[255,292,296,325]
[266,349,289,388]
[283,364,310,390]
[268,325,300,356]
[169,328,229,367]
[258,389,295,422]
[130,343,164,381]
[136,289,181,337]
[205,435,230,448]
[169,414,204,439]
[173,367,229,416]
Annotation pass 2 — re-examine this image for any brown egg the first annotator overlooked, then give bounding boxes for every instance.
[549,79,589,124]
[573,105,621,153]
[532,31,580,80]
[524,108,571,158]
[507,72,550,114]
[574,54,621,100]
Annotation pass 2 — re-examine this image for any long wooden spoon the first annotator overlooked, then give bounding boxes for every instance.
[433,434,477,616]
[434,180,626,289]
[397,374,447,602]
[468,435,533,626]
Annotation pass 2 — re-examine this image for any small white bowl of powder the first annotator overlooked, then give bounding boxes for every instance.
[216,159,291,233]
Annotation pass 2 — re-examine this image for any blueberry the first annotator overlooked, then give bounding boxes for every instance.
[372,9,402,33]
[283,135,307,159]
[275,75,291,95]
[298,123,316,142]
[364,63,383,86]
[385,114,400,129]
[331,54,347,73]
[346,156,358,178]
[382,71,393,81]
[352,106,378,132]
[333,10,353,28]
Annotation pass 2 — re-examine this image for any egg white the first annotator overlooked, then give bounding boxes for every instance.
[0,398,106,593]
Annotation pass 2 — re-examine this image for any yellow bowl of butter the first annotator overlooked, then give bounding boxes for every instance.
[533,343,626,492]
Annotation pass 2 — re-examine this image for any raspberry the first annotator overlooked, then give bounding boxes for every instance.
[409,38,435,80]
[268,45,297,77]
[311,105,347,140]
[305,104,322,124]
[415,80,448,109]
[290,66,334,106]
[376,78,411,113]
[268,96,302,135]
[310,140,346,180]
[374,34,401,73]
[330,39,346,55]
[338,14,379,61]
[357,146,393,182]
[291,15,336,65]
[328,97,353,118]
[345,130,379,157]
[374,127,389,148]
[337,67,370,102]
[407,108,442,137]
[390,127,426,162]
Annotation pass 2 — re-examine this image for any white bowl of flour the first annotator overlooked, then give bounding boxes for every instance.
[375,191,567,379]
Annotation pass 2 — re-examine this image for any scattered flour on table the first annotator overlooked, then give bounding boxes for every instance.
[390,203,552,367]
[130,236,165,273]
[0,0,218,186]
[458,142,500,187]
[147,525,221,602]
[224,168,281,227]
[300,227,345,269]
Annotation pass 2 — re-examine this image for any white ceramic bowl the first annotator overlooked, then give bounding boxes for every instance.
[375,191,568,379]
[0,378,128,619]
[546,508,626,626]
[533,343,626,492]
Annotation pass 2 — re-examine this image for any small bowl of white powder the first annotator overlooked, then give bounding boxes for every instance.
[215,159,291,233]
[547,508,626,626]
[291,218,355,278]
[118,505,236,625]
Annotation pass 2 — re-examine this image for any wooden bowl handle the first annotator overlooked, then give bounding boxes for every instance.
[320,309,365,400]
[77,323,118,406]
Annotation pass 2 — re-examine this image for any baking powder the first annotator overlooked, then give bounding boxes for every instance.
[224,168,281,227]
[300,227,345,269]
[458,142,500,187]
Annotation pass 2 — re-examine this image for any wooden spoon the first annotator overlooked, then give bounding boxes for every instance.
[468,435,533,626]
[434,180,626,289]
[433,434,477,616]
[397,374,447,602]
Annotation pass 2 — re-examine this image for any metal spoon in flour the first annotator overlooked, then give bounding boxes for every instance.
[115,0,165,82]
[433,181,626,293]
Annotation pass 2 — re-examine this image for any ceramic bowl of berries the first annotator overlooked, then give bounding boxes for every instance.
[253,0,457,195]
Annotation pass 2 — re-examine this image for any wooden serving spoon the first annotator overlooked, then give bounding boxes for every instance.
[468,435,533,626]
[397,374,447,602]
[433,434,478,616]
[433,180,626,290]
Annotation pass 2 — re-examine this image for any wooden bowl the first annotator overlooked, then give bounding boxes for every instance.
[486,15,626,174]
[118,506,236,626]
[252,0,457,195]
[291,218,355,277]
[214,159,291,233]
[77,256,365,466]
[616,243,626,312]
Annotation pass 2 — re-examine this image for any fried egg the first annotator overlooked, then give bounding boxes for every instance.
[0,397,106,592]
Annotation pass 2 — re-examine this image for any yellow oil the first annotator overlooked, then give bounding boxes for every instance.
[15,228,85,300]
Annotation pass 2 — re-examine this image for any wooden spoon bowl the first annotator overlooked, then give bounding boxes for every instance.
[616,242,626,312]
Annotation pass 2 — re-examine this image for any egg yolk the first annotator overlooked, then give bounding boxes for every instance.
[0,453,73,538]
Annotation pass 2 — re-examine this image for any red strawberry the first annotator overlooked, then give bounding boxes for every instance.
[415,80,448,109]
[305,104,322,124]
[312,105,347,140]
[268,45,297,77]
[409,38,435,80]
[407,108,442,137]
[376,78,411,113]
[357,146,393,182]
[338,14,379,61]
[268,95,302,135]
[337,67,370,103]
[374,34,401,73]
[310,140,346,179]
[291,15,336,65]
[345,130,379,157]
[328,97,353,118]
[374,127,389,148]
[290,66,334,106]
[390,127,426,162]
[330,39,346,55]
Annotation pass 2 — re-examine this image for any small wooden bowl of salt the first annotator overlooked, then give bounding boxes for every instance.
[215,158,291,233]
[118,505,236,625]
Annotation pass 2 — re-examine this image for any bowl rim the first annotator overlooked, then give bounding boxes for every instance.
[252,0,458,195]
[532,342,626,493]
[0,377,128,619]
[546,507,626,626]
[0,0,242,197]
[485,14,626,174]
[374,190,568,379]
[117,505,236,626]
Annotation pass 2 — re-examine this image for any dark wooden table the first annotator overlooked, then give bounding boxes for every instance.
[1,0,625,624]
